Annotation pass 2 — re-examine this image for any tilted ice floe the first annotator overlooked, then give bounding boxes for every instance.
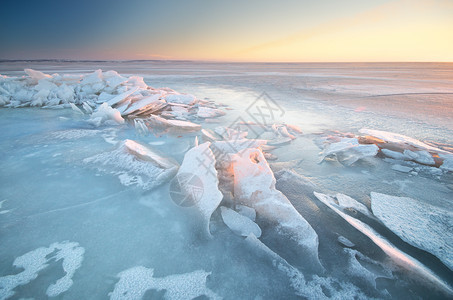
[313,192,453,296]
[175,141,223,236]
[371,192,453,271]
[109,266,220,300]
[84,139,178,190]
[230,148,321,269]
[0,241,84,299]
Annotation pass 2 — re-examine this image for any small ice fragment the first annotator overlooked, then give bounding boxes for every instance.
[122,93,162,116]
[381,149,406,160]
[89,103,125,126]
[336,193,370,216]
[220,206,261,237]
[391,164,413,173]
[165,93,197,105]
[338,236,355,248]
[403,150,435,165]
[82,102,93,114]
[106,87,139,107]
[439,154,453,172]
[69,103,84,114]
[197,107,225,118]
[24,68,51,82]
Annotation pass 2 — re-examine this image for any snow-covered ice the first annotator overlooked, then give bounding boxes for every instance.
[371,192,453,271]
[109,266,219,300]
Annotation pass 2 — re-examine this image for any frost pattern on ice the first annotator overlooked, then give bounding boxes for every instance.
[109,266,220,300]
[0,241,84,299]
[84,139,178,190]
[371,192,453,271]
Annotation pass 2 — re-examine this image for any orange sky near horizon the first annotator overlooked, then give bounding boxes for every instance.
[1,0,452,62]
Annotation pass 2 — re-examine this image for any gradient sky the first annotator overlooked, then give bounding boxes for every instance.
[1,0,452,61]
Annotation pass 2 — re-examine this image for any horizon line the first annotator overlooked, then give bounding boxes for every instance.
[1,58,453,64]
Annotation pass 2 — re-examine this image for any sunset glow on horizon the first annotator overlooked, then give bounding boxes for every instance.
[1,0,452,62]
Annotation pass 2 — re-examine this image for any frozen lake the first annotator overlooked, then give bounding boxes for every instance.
[0,61,452,299]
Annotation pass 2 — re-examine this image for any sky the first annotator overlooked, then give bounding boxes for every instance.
[0,0,452,62]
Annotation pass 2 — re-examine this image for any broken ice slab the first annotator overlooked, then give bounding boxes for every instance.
[106,86,140,107]
[231,148,322,270]
[220,206,261,238]
[314,192,453,297]
[175,142,223,236]
[121,93,163,116]
[146,114,201,132]
[371,192,453,271]
[319,137,378,165]
[123,139,178,170]
[89,103,125,127]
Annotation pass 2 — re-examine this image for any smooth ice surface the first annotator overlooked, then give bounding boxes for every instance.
[371,192,453,271]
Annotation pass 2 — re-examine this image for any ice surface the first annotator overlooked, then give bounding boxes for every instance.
[109,266,219,300]
[176,142,223,236]
[231,148,321,268]
[371,192,453,271]
[0,241,84,299]
[1,63,452,299]
[314,192,453,296]
[84,139,178,190]
[220,206,261,237]
[391,164,413,173]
